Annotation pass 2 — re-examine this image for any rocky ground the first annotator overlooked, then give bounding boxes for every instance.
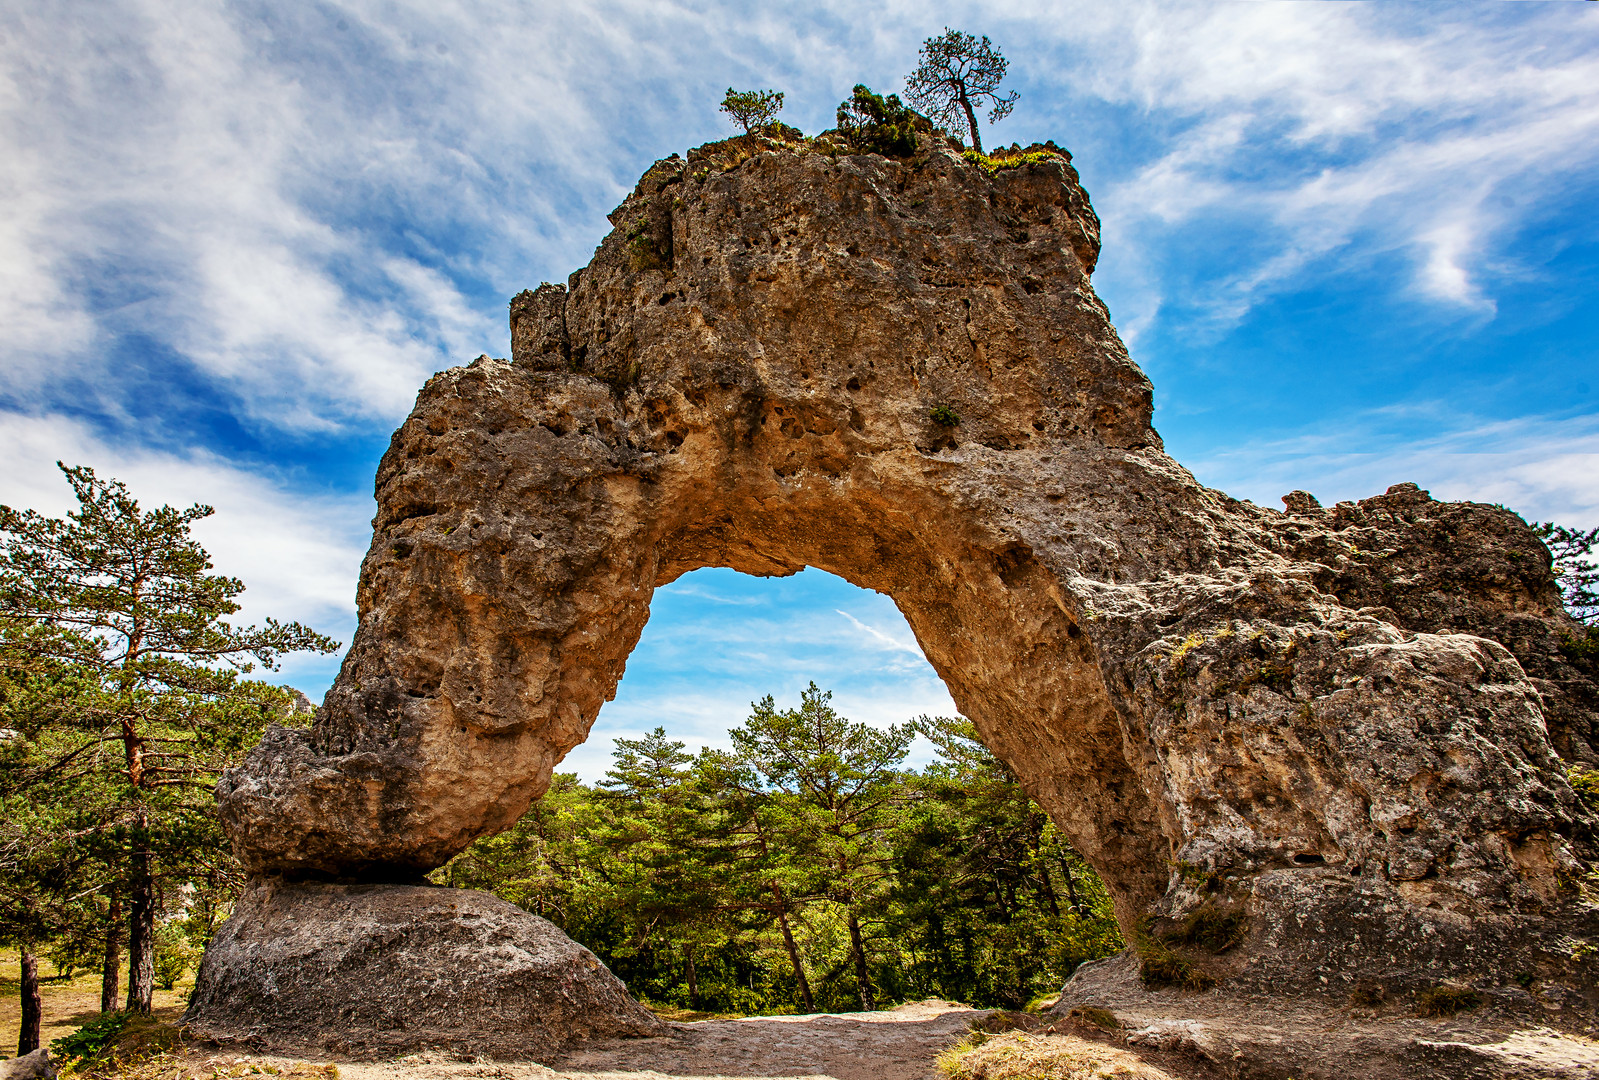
[13,981,1599,1080]
[157,1002,1211,1080]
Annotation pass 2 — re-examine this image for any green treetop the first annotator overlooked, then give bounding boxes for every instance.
[720,88,785,135]
[903,29,1018,154]
[729,683,913,1011]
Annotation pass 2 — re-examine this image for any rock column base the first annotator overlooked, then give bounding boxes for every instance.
[183,880,662,1059]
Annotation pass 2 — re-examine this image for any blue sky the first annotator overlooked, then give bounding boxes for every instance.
[2,2,1596,779]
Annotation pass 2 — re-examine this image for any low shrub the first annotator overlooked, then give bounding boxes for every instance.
[1416,984,1483,1017]
[930,404,961,427]
[1164,905,1247,953]
[960,149,1057,175]
[52,1011,132,1060]
[1070,1006,1120,1031]
[153,923,198,990]
[1135,918,1215,991]
[939,1031,1178,1080]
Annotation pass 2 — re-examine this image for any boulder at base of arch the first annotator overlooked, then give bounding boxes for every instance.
[183,879,663,1058]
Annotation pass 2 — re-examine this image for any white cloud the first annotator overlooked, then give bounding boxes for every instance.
[5,2,1595,429]
[834,609,924,656]
[1186,411,1599,528]
[0,411,369,683]
[1074,3,1599,326]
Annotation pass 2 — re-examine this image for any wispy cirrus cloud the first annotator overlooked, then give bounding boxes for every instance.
[1186,410,1599,528]
[1053,3,1599,331]
[9,3,1594,436]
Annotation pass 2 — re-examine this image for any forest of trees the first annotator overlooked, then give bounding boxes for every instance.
[433,687,1123,1016]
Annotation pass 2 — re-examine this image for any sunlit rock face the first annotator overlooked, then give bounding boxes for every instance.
[216,131,1597,1010]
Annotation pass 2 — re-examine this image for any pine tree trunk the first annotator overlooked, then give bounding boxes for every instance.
[102,894,123,1013]
[773,894,815,1013]
[959,89,982,154]
[1059,856,1082,915]
[685,948,700,1010]
[18,948,42,1055]
[847,910,875,1012]
[126,842,156,1013]
[1037,861,1062,918]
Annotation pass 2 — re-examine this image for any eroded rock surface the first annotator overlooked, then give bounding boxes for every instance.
[182,881,661,1057]
[214,131,1599,1028]
[1056,952,1599,1079]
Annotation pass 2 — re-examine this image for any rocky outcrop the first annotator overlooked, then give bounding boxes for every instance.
[211,129,1598,1038]
[0,1050,57,1080]
[182,881,662,1057]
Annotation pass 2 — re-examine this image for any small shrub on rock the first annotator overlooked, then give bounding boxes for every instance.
[1164,904,1247,953]
[1416,984,1483,1017]
[836,85,922,157]
[720,88,784,134]
[931,404,961,427]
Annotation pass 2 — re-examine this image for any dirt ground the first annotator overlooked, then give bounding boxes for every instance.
[174,1003,1212,1080]
[2,946,1206,1080]
[0,949,194,1055]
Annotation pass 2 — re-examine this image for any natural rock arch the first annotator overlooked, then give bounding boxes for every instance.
[202,131,1598,1046]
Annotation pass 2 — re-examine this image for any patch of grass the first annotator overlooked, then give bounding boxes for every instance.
[1069,1006,1120,1031]
[1168,632,1205,671]
[1416,984,1483,1018]
[52,1014,181,1079]
[1163,905,1248,953]
[939,1031,1179,1080]
[930,404,961,427]
[1134,919,1215,992]
[971,1010,1038,1034]
[1569,763,1599,813]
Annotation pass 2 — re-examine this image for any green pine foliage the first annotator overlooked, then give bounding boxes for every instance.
[835,86,922,158]
[433,694,1124,1013]
[720,88,785,135]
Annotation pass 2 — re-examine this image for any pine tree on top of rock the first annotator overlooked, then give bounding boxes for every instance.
[904,28,1018,154]
[720,88,785,135]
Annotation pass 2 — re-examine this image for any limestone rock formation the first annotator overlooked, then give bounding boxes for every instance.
[210,128,1598,1040]
[182,881,662,1057]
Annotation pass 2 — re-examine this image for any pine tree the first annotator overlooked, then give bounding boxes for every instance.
[903,29,1018,154]
[0,465,339,1012]
[730,684,913,1011]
